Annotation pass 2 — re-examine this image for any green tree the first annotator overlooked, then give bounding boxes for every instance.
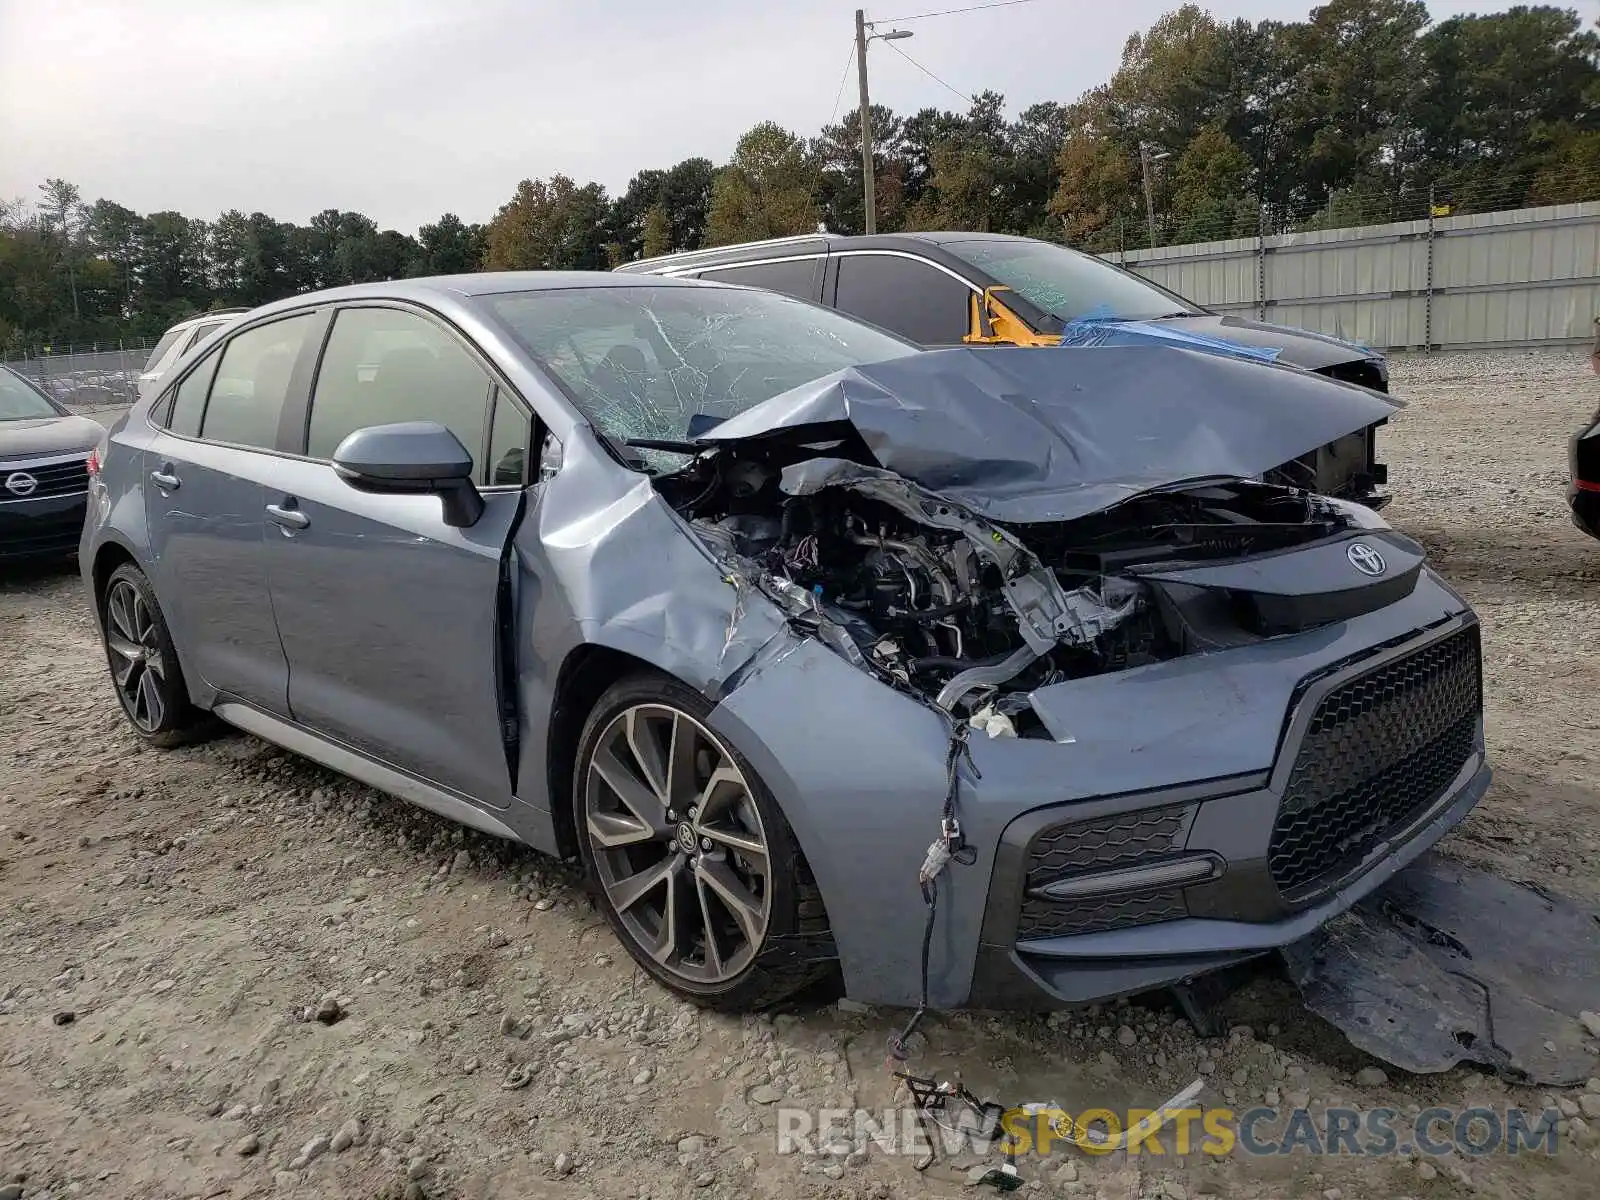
[1418,7,1600,212]
[814,104,906,235]
[1528,128,1600,205]
[1105,5,1236,151]
[1049,122,1139,249]
[482,175,611,270]
[1170,124,1257,242]
[905,93,1012,232]
[37,178,84,326]
[416,213,483,275]
[1279,0,1431,204]
[641,204,672,258]
[1007,101,1072,237]
[705,123,819,245]
[85,200,147,314]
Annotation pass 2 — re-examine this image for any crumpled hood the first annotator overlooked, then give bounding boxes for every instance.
[697,345,1400,523]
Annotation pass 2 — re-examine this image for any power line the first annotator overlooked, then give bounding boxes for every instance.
[883,38,971,105]
[828,40,857,126]
[872,0,1051,25]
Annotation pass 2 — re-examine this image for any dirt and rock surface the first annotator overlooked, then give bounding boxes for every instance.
[2,349,1598,1200]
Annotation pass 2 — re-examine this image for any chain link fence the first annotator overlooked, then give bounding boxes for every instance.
[3,340,158,411]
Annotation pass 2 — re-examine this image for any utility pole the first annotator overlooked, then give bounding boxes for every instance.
[855,9,876,235]
[852,13,912,236]
[1140,143,1157,250]
[1138,141,1171,250]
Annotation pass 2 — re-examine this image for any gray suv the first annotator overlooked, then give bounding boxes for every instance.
[81,272,1488,1013]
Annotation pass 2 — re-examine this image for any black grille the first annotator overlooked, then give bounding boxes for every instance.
[1017,806,1193,940]
[1269,625,1481,900]
[1,457,89,498]
[1025,807,1191,891]
[1018,890,1187,939]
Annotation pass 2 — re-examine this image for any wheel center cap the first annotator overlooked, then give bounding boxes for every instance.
[674,823,698,854]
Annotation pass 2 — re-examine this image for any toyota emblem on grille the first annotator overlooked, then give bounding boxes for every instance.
[1346,541,1386,576]
[3,471,37,497]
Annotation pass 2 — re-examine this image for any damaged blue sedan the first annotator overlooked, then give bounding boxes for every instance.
[80,272,1489,1015]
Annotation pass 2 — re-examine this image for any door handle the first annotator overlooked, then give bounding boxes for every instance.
[149,466,180,490]
[265,503,310,530]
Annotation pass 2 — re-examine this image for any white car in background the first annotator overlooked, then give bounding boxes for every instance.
[138,309,249,395]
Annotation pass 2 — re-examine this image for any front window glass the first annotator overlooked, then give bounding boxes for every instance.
[0,369,59,420]
[483,284,917,445]
[951,239,1199,324]
[307,307,492,467]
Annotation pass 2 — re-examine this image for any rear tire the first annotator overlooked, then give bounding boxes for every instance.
[99,562,215,748]
[573,672,835,1011]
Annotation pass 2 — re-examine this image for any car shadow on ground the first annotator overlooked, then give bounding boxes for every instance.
[0,553,80,592]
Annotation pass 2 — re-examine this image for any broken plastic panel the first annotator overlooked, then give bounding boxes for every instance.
[1281,853,1600,1086]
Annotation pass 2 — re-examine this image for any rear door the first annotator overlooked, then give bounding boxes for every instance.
[692,257,824,303]
[143,310,325,714]
[260,302,533,807]
[828,252,976,347]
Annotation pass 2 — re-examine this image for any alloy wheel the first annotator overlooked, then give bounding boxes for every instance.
[583,703,772,985]
[104,579,167,732]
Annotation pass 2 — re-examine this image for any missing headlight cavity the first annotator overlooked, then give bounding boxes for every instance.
[657,438,1365,735]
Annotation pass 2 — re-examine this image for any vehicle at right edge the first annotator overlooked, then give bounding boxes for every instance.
[1569,406,1600,539]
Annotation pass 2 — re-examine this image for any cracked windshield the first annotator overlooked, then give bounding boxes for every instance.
[486,285,916,462]
[953,238,1198,323]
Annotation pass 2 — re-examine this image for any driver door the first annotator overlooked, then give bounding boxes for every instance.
[259,303,533,808]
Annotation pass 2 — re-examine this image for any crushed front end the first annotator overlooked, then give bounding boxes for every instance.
[649,346,1485,1009]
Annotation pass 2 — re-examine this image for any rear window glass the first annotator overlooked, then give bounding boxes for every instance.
[697,259,820,301]
[143,326,188,371]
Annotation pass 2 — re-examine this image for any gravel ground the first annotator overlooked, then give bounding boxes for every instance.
[2,349,1597,1200]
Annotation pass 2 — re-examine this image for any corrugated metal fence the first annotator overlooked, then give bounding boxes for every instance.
[1104,201,1600,352]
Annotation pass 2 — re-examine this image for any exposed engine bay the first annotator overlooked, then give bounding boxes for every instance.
[653,439,1378,735]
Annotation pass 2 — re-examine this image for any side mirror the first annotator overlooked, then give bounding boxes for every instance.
[332,421,484,528]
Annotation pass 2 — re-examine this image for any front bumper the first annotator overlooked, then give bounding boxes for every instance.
[0,491,89,561]
[971,615,1487,1008]
[711,571,1485,1010]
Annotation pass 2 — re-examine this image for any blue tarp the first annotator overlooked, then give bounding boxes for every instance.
[1057,304,1282,365]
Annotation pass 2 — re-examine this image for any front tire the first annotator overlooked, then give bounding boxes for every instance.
[573,673,835,1010]
[100,562,213,748]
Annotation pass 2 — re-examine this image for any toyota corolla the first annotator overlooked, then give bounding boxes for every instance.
[80,272,1488,1012]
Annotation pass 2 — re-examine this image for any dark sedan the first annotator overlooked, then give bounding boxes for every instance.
[1,365,104,562]
[1572,323,1600,540]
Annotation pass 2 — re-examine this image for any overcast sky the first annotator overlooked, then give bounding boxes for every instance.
[0,0,1576,233]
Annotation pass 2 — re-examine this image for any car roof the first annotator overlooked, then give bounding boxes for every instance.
[162,308,249,333]
[615,231,1041,273]
[229,271,710,318]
